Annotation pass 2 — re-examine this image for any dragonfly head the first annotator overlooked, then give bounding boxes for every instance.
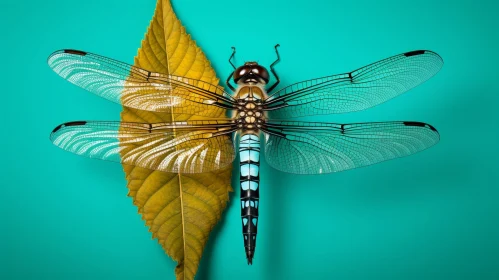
[233,62,270,85]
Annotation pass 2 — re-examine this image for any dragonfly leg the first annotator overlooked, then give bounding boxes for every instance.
[226,71,236,92]
[229,46,236,69]
[267,44,281,93]
[226,46,237,91]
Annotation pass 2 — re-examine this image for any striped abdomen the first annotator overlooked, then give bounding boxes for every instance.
[239,133,260,264]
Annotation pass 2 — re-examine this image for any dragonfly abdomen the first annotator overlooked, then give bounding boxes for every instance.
[239,133,260,265]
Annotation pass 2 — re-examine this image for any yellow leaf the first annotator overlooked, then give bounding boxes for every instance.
[120,0,232,279]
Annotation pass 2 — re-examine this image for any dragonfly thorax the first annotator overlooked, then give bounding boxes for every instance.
[235,85,266,131]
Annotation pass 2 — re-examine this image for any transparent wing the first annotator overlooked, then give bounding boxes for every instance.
[261,121,439,174]
[50,120,237,173]
[48,50,237,117]
[264,50,443,119]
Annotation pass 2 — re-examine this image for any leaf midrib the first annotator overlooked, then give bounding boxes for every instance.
[161,2,187,279]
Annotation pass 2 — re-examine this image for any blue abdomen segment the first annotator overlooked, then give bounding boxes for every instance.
[239,133,260,264]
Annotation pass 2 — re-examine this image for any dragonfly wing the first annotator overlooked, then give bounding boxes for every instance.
[48,50,236,117]
[264,50,443,119]
[50,120,237,173]
[262,121,439,174]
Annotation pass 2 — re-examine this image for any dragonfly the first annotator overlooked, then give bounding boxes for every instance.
[48,46,443,264]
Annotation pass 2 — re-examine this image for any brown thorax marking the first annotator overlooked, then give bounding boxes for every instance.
[236,86,265,131]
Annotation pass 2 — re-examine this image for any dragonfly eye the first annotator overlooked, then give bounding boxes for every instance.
[234,63,270,84]
[233,65,249,82]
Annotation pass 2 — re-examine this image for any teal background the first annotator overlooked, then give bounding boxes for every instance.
[1,0,498,279]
